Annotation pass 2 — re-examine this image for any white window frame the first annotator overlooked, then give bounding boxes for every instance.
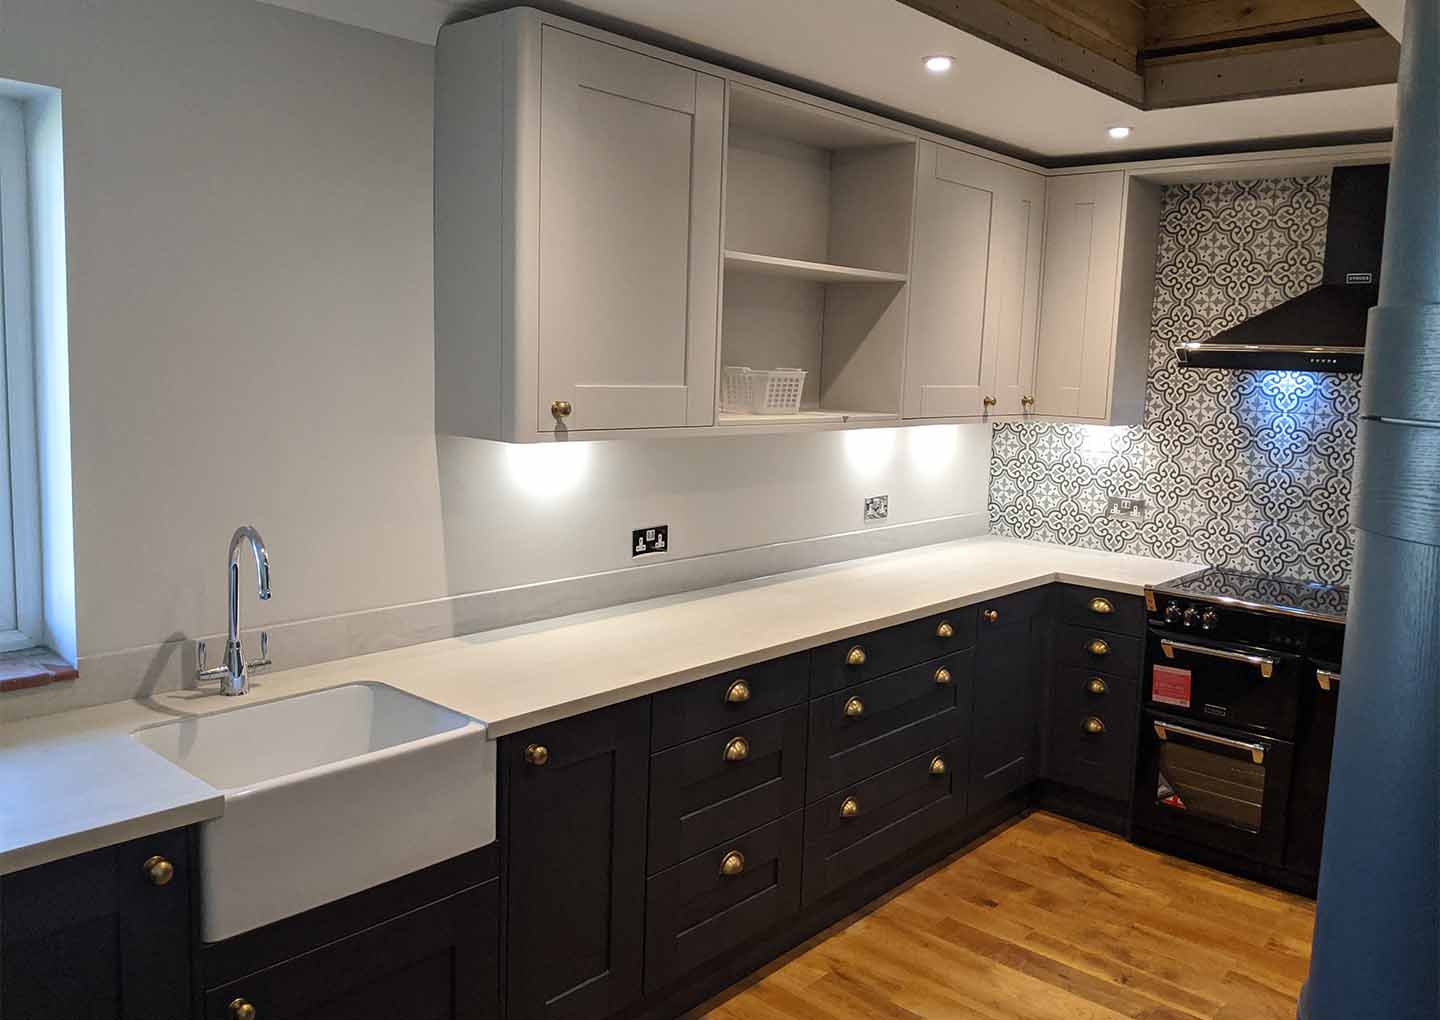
[0,97,43,651]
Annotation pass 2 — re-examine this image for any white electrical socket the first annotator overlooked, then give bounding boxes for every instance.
[864,495,889,521]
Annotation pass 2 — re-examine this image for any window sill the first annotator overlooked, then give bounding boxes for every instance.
[0,649,77,693]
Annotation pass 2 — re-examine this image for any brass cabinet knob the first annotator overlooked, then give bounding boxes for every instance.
[1086,677,1108,696]
[928,755,947,776]
[524,743,549,766]
[982,609,999,624]
[720,850,745,877]
[723,736,750,762]
[1021,395,1036,407]
[843,696,864,718]
[1086,638,1111,657]
[983,396,997,408]
[840,796,860,818]
[724,679,751,704]
[933,666,952,685]
[143,855,174,887]
[1083,716,1106,735]
[935,620,954,639]
[229,999,257,1020]
[1089,597,1114,615]
[845,645,867,667]
[550,400,573,419]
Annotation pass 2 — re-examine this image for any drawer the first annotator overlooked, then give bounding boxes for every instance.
[807,649,973,801]
[1058,624,1142,679]
[1060,585,1146,636]
[647,705,806,874]
[973,585,1050,632]
[1049,682,1139,802]
[811,610,975,695]
[1052,666,1137,721]
[644,813,803,994]
[652,653,808,750]
[801,744,966,906]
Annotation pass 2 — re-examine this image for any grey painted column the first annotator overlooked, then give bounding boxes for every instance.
[1300,1,1440,1018]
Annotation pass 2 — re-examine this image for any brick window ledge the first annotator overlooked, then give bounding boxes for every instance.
[0,650,78,693]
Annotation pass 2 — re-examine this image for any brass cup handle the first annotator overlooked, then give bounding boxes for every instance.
[935,620,954,639]
[1086,677,1108,696]
[928,755,947,776]
[229,999,257,1020]
[1086,638,1111,658]
[143,855,174,887]
[720,850,745,877]
[1089,597,1114,615]
[1083,716,1106,735]
[983,396,997,408]
[845,645,867,667]
[724,679,751,704]
[840,796,860,818]
[524,743,549,766]
[843,696,864,718]
[723,736,750,762]
[550,399,573,419]
[1021,395,1035,407]
[933,666,952,685]
[982,609,999,623]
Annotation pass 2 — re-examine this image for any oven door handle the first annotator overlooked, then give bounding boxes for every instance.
[1159,638,1277,679]
[1153,719,1267,764]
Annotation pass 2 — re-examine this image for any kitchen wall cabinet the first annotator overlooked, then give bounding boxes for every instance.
[970,588,1048,811]
[904,143,1046,421]
[436,11,724,441]
[500,700,651,1020]
[0,828,191,1020]
[1032,172,1161,424]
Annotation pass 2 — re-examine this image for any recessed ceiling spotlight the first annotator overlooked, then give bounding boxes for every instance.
[1107,125,1133,140]
[924,55,954,74]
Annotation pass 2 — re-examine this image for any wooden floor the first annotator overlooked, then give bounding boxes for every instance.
[695,812,1315,1020]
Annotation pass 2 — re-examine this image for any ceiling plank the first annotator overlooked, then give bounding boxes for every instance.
[1146,0,1375,51]
[1144,27,1400,106]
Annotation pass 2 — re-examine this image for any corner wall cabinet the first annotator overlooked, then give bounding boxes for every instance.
[434,7,1165,442]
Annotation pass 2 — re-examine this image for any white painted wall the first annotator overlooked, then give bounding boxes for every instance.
[0,0,993,670]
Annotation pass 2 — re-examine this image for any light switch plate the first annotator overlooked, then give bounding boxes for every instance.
[864,495,889,521]
[1105,496,1147,520]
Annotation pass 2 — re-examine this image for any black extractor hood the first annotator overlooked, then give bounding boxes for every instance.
[1177,163,1389,373]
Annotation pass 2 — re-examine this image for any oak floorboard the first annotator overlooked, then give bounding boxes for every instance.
[692,813,1314,1020]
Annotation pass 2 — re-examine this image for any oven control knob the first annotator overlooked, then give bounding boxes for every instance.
[1200,608,1219,631]
[1182,606,1199,628]
[1164,601,1183,624]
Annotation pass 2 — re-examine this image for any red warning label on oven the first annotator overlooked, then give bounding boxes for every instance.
[1153,665,1192,708]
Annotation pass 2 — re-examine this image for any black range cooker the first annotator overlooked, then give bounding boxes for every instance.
[1136,567,1346,895]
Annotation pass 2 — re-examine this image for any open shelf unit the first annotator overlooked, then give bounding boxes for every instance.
[718,85,917,427]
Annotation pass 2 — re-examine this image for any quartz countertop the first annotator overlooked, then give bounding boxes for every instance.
[0,536,1201,875]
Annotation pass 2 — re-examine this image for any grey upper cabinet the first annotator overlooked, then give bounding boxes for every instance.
[903,142,1045,421]
[436,10,723,441]
[1032,171,1160,425]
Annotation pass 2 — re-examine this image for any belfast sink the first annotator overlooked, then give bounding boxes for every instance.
[132,682,495,941]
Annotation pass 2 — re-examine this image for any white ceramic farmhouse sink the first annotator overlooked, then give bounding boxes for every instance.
[133,682,495,941]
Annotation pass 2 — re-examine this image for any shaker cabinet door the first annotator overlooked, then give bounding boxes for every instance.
[537,27,723,432]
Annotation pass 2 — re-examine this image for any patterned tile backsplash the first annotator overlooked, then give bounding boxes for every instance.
[990,176,1359,586]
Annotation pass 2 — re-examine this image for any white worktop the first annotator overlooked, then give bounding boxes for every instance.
[0,536,1201,875]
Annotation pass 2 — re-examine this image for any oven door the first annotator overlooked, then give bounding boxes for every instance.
[1145,628,1302,737]
[1134,711,1295,867]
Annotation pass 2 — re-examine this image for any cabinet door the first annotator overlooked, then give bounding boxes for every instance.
[1,828,191,1020]
[538,27,723,432]
[1033,171,1124,420]
[972,591,1047,811]
[903,144,1043,419]
[203,883,498,1020]
[502,700,651,1020]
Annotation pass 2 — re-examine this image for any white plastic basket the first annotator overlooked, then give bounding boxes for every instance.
[721,366,807,415]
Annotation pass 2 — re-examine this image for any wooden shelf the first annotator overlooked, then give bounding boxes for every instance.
[718,409,898,427]
[723,251,907,285]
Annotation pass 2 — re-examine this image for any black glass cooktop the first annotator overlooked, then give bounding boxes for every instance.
[1151,567,1349,624]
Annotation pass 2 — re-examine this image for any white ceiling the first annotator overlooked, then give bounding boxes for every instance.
[1357,0,1403,37]
[258,0,1398,162]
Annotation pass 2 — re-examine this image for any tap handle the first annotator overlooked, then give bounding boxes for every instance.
[247,631,272,671]
[197,640,206,674]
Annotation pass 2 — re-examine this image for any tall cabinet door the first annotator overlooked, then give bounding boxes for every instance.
[903,144,1043,419]
[537,27,723,432]
[502,700,651,1020]
[1033,171,1125,420]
